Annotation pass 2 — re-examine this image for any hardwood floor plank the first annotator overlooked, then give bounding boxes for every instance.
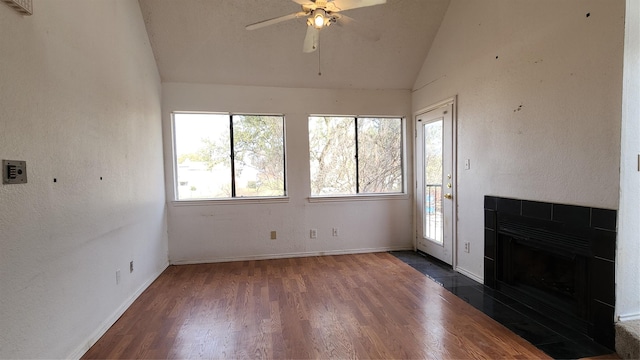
[83,253,550,359]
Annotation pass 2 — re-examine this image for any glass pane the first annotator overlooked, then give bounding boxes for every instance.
[232,115,285,197]
[309,116,356,195]
[357,118,403,193]
[174,113,231,199]
[424,120,443,244]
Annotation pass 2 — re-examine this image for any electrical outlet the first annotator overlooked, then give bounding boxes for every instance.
[270,231,277,240]
[310,229,317,239]
[116,269,121,284]
[464,242,470,253]
[332,228,338,237]
[129,261,134,273]
[464,159,471,170]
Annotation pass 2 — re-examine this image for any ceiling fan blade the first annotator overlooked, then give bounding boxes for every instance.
[291,0,314,5]
[326,0,386,12]
[334,13,381,42]
[291,0,317,11]
[246,12,307,31]
[334,13,355,25]
[303,26,319,53]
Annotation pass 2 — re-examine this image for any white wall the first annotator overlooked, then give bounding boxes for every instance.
[616,0,640,321]
[0,1,168,358]
[412,0,625,279]
[163,83,413,263]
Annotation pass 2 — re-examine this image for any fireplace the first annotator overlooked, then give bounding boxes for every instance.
[484,196,616,349]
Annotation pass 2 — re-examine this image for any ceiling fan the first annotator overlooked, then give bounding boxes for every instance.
[246,0,387,53]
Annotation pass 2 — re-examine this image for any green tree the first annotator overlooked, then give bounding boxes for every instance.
[196,115,285,197]
[309,116,356,195]
[177,152,208,164]
[232,115,285,196]
[423,121,443,186]
[358,118,402,193]
[309,116,402,195]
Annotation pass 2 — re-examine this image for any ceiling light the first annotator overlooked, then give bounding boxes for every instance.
[313,9,326,29]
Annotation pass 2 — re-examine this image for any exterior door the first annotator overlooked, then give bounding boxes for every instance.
[415,102,455,265]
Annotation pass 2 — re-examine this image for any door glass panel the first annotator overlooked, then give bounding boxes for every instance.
[423,120,443,244]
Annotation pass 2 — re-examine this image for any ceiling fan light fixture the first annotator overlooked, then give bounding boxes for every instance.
[313,9,327,29]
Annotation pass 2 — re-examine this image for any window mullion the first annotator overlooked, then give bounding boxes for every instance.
[229,115,236,198]
[354,117,360,194]
[281,119,287,196]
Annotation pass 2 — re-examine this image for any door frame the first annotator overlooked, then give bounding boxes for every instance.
[413,96,458,268]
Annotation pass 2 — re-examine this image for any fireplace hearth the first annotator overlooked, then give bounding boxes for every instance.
[484,196,616,349]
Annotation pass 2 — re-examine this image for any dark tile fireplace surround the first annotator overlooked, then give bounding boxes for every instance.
[484,196,616,350]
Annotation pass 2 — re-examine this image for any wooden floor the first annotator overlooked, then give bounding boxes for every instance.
[83,253,551,359]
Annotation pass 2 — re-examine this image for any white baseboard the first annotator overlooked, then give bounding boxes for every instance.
[68,262,169,359]
[618,313,640,322]
[455,266,483,284]
[170,246,413,265]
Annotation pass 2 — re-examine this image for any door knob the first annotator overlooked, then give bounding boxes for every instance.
[444,193,453,199]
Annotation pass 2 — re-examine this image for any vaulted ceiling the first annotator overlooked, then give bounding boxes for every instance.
[138,0,450,90]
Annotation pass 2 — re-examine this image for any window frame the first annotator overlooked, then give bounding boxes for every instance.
[308,114,407,200]
[171,111,288,203]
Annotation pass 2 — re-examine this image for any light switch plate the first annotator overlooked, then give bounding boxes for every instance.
[3,160,27,184]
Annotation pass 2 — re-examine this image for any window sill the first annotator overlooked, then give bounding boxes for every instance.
[307,193,409,203]
[171,196,289,206]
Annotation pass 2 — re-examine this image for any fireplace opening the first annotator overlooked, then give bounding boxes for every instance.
[511,242,575,299]
[497,235,589,324]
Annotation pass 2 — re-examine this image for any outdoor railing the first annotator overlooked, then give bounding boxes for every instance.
[425,184,443,243]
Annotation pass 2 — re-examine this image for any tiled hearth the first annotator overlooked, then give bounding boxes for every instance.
[391,250,614,359]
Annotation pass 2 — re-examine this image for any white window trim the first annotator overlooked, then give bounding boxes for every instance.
[308,115,407,197]
[171,196,290,206]
[307,193,409,203]
[171,111,288,202]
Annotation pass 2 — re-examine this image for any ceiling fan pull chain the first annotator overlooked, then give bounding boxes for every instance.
[318,42,322,76]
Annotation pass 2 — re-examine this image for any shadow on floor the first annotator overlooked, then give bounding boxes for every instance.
[390,250,614,360]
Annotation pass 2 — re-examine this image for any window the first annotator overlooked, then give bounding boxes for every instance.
[173,112,286,200]
[309,116,404,196]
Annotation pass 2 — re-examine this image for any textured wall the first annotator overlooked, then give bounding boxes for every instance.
[412,0,625,280]
[616,0,640,321]
[0,1,168,358]
[162,83,413,264]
